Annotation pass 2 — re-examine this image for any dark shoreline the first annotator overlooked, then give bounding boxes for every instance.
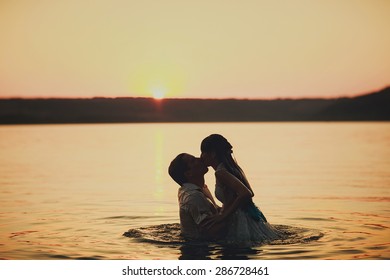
[1,87,389,124]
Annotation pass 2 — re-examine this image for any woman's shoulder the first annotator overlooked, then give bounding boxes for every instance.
[215,167,239,185]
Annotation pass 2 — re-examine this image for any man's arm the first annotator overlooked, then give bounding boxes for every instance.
[188,193,226,240]
[199,215,227,239]
[201,184,220,210]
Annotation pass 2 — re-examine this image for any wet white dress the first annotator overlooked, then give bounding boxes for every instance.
[215,163,282,245]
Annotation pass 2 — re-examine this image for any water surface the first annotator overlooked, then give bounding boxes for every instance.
[0,122,389,259]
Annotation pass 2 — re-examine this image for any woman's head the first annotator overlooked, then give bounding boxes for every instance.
[200,134,254,195]
[200,134,233,166]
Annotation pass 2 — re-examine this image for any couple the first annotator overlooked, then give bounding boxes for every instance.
[168,134,282,245]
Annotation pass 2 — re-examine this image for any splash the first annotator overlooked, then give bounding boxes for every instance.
[123,223,323,246]
[123,223,184,244]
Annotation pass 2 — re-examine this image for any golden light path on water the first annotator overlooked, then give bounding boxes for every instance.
[153,127,166,216]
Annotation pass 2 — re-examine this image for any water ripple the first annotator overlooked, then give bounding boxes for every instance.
[9,231,38,238]
[101,215,157,220]
[363,223,389,230]
[295,196,390,203]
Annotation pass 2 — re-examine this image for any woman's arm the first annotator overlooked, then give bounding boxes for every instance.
[215,169,252,220]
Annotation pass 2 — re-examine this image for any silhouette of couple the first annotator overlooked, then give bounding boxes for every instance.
[169,134,282,245]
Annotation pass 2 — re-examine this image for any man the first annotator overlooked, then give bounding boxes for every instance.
[168,153,226,240]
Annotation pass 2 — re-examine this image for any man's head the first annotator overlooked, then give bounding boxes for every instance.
[168,153,208,186]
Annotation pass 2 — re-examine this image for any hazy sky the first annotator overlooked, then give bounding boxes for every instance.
[0,0,389,99]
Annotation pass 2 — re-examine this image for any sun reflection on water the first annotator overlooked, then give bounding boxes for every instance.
[153,127,165,202]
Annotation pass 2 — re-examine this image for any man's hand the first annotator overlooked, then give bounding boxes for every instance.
[202,214,224,228]
[202,184,219,209]
[200,214,227,239]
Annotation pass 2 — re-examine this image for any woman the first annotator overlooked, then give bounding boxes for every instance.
[200,134,282,245]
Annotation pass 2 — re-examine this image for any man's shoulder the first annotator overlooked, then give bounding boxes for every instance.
[179,189,208,207]
[182,190,206,201]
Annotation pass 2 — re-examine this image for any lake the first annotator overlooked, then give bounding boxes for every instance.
[0,122,389,259]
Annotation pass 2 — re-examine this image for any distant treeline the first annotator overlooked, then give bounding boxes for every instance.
[0,87,389,124]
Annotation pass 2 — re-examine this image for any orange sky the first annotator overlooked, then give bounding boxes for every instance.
[0,0,389,99]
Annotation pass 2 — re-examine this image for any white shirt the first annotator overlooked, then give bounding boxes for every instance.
[178,183,216,240]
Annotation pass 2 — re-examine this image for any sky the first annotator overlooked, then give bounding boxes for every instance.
[0,0,389,99]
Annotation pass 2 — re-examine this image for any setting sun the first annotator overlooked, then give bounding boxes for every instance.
[129,62,185,99]
[151,86,166,100]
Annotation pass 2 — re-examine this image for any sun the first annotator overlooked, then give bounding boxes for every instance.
[151,86,166,100]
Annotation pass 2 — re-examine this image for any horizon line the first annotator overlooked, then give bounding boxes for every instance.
[0,85,388,101]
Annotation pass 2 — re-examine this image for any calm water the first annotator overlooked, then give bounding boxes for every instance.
[0,122,389,260]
